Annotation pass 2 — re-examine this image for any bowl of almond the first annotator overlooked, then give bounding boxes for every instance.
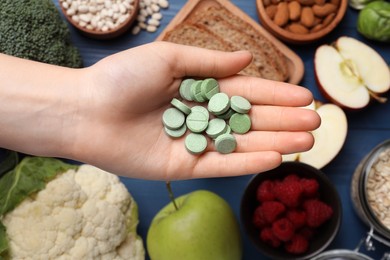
[256,0,348,44]
[240,162,342,259]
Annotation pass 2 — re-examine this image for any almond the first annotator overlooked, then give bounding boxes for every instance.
[274,2,289,27]
[298,0,316,5]
[322,12,336,27]
[314,0,326,5]
[288,1,301,21]
[330,0,340,6]
[312,3,337,18]
[300,7,315,28]
[287,23,309,34]
[266,5,278,19]
[310,23,323,32]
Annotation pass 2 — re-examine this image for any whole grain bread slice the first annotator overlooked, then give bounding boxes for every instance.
[189,5,289,81]
[162,23,262,77]
[192,14,285,81]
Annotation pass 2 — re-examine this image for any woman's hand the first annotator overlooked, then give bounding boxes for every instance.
[73,42,320,180]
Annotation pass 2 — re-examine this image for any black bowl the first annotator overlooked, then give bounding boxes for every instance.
[240,162,342,260]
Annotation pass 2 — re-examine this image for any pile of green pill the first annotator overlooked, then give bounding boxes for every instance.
[162,78,252,155]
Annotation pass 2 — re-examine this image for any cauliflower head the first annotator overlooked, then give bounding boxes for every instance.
[0,158,144,260]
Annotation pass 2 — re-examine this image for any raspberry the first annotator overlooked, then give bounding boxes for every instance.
[262,201,286,223]
[283,174,300,183]
[303,199,333,228]
[287,210,307,229]
[272,218,295,242]
[274,179,303,208]
[299,226,316,240]
[285,234,309,254]
[253,201,286,227]
[253,205,267,228]
[300,178,319,198]
[260,227,281,248]
[256,180,276,202]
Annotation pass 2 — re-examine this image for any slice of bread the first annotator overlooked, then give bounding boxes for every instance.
[192,14,285,81]
[163,23,262,77]
[190,5,289,81]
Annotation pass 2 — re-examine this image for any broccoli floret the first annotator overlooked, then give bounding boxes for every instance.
[0,0,83,68]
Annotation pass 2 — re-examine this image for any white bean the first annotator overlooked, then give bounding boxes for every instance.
[146,24,157,32]
[151,12,162,20]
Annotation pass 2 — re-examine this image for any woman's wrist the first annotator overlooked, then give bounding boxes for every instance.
[0,54,90,159]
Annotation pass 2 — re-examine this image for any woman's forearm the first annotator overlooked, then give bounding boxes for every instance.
[0,53,88,158]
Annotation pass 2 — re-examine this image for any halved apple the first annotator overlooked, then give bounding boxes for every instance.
[282,101,348,169]
[314,36,390,110]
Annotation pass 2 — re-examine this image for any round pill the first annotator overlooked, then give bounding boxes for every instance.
[201,78,220,100]
[191,105,209,119]
[190,80,206,102]
[164,124,187,138]
[215,133,237,154]
[217,108,235,120]
[206,118,227,139]
[185,133,208,155]
[171,98,191,115]
[229,113,251,134]
[179,79,195,101]
[208,92,230,116]
[162,107,185,130]
[231,96,252,114]
[186,111,209,133]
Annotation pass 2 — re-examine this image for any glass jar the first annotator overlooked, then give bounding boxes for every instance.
[350,139,390,255]
[311,249,373,260]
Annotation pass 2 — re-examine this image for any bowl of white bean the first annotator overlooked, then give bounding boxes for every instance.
[59,0,140,39]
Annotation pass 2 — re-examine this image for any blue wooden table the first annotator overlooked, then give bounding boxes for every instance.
[56,0,390,259]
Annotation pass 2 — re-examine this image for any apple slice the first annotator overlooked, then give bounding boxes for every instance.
[282,101,347,169]
[315,36,390,110]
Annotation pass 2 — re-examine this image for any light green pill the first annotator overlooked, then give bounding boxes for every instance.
[190,80,206,102]
[191,106,210,122]
[206,118,227,139]
[164,124,187,138]
[162,107,185,130]
[179,79,195,101]
[201,78,220,100]
[186,111,209,133]
[208,92,230,116]
[171,98,191,115]
[224,125,232,135]
[185,133,208,155]
[217,108,235,120]
[231,96,252,114]
[229,113,251,134]
[215,133,237,154]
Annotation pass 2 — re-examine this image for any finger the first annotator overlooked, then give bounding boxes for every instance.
[219,75,313,107]
[250,106,321,131]
[191,151,282,178]
[162,42,254,78]
[225,131,315,154]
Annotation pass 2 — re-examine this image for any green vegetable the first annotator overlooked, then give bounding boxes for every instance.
[0,0,83,68]
[357,1,390,42]
[0,151,18,178]
[0,157,77,257]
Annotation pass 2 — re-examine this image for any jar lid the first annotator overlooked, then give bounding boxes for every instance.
[311,249,373,260]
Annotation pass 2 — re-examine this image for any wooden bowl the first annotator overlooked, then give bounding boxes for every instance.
[59,0,140,40]
[256,0,347,44]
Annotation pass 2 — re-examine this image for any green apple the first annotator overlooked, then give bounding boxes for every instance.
[146,189,242,260]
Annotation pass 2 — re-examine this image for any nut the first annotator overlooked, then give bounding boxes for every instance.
[312,3,337,18]
[265,5,278,20]
[300,6,315,27]
[274,2,289,27]
[288,1,301,21]
[287,23,309,34]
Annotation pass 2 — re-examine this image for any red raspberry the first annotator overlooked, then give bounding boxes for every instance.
[260,227,281,248]
[253,201,286,228]
[274,179,303,208]
[303,199,333,228]
[253,205,267,228]
[300,178,319,198]
[283,174,300,183]
[287,210,307,229]
[256,180,276,202]
[299,226,316,240]
[272,218,295,242]
[285,234,309,254]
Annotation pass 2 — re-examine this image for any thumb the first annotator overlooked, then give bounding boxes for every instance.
[158,42,253,78]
